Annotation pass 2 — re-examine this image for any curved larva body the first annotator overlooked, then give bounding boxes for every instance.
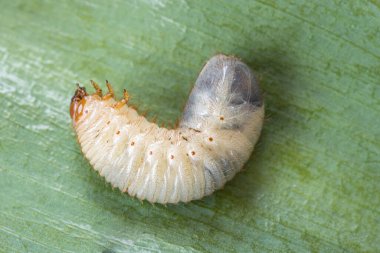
[71,54,264,204]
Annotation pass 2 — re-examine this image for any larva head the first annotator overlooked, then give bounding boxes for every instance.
[70,85,88,123]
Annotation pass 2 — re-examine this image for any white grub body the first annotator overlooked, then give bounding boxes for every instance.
[72,54,264,204]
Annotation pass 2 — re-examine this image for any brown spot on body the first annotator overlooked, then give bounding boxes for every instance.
[191,151,196,156]
[208,137,213,142]
[107,121,110,125]
[219,116,224,121]
[170,155,174,159]
[149,151,153,155]
[131,141,135,146]
[116,130,120,135]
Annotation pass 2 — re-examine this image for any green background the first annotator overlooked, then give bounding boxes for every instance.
[0,0,379,252]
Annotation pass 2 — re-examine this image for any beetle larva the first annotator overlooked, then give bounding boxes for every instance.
[70,54,264,204]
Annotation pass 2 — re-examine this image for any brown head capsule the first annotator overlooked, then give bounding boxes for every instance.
[70,84,88,123]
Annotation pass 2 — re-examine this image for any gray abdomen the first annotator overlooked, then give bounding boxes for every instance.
[180,54,264,142]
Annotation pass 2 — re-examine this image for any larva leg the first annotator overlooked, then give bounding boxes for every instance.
[113,89,130,109]
[102,80,114,100]
[90,80,103,97]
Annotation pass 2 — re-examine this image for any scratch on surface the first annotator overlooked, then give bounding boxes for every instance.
[0,225,74,253]
[160,16,187,33]
[6,168,91,205]
[29,208,168,252]
[25,124,51,132]
[62,220,135,247]
[255,0,380,60]
[147,0,167,9]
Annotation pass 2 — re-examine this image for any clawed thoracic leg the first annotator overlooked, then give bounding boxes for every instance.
[103,80,114,100]
[89,80,129,108]
[113,89,130,109]
[90,80,102,97]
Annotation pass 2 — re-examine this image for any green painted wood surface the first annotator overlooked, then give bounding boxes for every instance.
[0,1,379,252]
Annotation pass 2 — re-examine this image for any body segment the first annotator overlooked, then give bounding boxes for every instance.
[70,54,264,204]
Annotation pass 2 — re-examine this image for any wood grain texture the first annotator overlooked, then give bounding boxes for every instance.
[0,0,379,252]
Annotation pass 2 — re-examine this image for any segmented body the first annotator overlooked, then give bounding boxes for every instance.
[71,54,264,204]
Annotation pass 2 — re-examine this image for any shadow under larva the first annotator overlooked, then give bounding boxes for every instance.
[70,54,264,204]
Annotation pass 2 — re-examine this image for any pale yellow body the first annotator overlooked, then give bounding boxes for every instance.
[72,55,264,204]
